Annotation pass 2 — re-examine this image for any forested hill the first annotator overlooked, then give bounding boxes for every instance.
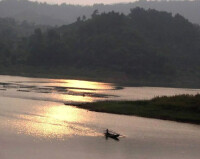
[0,18,48,65]
[1,8,200,87]
[1,0,200,25]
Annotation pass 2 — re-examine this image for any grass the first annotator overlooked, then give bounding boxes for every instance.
[73,94,200,124]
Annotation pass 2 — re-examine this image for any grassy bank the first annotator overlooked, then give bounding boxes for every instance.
[72,94,200,124]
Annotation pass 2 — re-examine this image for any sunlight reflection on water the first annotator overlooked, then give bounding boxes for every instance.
[0,76,113,140]
[53,94,95,103]
[0,75,115,103]
[1,75,200,140]
[58,79,114,90]
[1,102,101,138]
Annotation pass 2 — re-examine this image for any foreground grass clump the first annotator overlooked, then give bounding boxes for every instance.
[75,94,200,124]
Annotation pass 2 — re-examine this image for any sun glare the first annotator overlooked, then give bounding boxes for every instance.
[59,79,113,90]
[4,104,100,139]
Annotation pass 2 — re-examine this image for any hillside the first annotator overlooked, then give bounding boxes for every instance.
[1,8,200,87]
[0,0,200,25]
[0,17,48,66]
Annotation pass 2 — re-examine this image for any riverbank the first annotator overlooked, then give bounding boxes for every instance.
[70,94,200,124]
[1,66,200,88]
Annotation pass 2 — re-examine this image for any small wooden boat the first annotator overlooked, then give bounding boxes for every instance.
[105,133,120,138]
[104,129,120,139]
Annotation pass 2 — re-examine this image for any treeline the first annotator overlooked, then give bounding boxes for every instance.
[0,18,48,66]
[1,0,200,25]
[1,8,200,87]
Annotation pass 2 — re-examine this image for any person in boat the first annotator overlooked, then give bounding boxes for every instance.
[106,129,109,134]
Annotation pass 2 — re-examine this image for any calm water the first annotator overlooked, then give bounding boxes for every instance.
[0,75,200,159]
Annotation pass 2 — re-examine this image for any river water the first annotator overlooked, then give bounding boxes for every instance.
[0,75,200,159]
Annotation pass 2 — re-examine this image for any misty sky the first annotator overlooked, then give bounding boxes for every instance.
[30,0,138,5]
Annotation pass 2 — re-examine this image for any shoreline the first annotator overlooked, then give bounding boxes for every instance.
[66,95,200,125]
[1,65,200,88]
[1,71,200,89]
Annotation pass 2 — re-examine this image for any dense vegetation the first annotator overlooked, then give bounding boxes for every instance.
[1,0,200,25]
[1,8,200,87]
[72,94,200,124]
[0,18,48,66]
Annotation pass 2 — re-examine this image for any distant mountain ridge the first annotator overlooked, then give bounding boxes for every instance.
[0,0,200,25]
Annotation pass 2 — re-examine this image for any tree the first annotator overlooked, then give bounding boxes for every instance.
[92,9,99,18]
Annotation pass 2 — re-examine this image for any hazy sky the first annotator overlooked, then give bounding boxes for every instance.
[31,0,138,5]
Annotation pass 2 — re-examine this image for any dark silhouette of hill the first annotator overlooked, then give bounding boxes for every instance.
[0,0,200,25]
[1,8,200,87]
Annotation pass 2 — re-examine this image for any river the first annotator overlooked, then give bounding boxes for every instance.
[0,75,200,159]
